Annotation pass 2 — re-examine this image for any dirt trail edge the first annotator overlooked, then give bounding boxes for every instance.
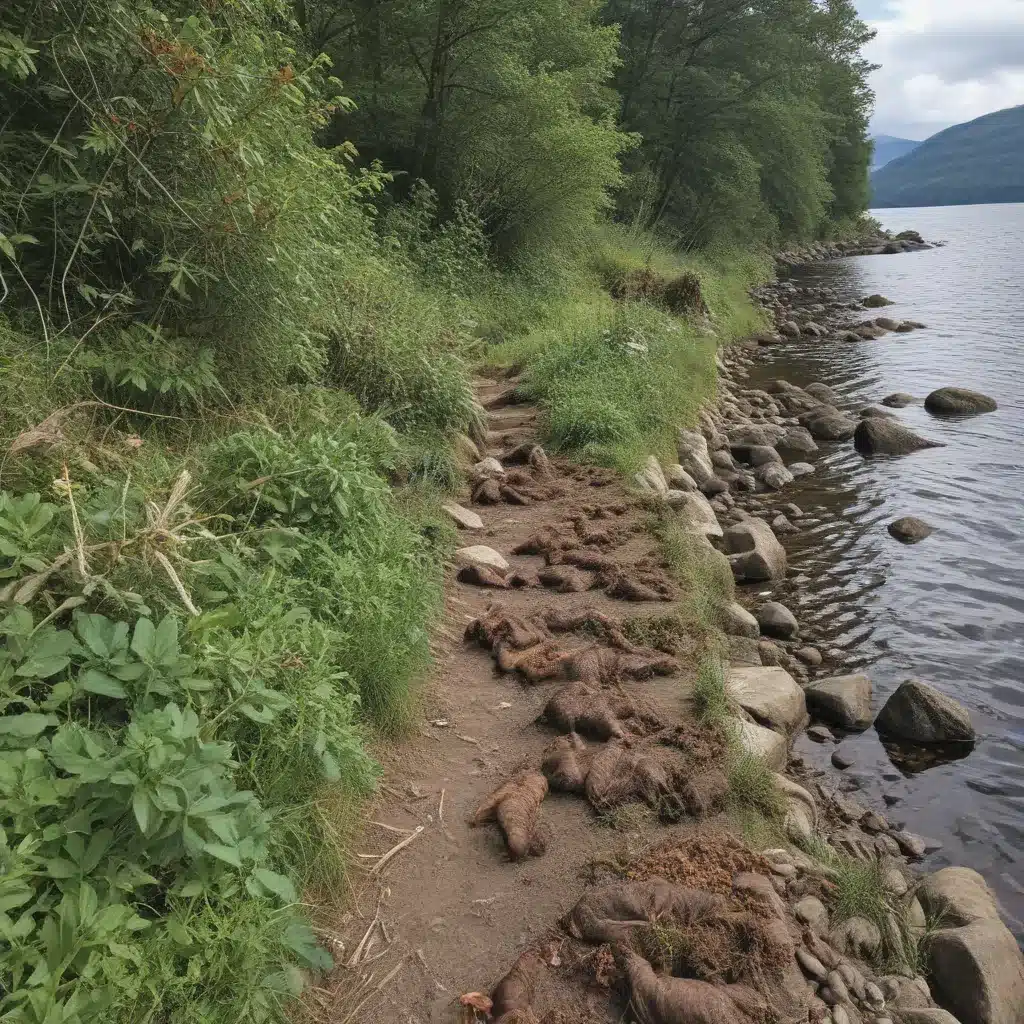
[330,375,718,1023]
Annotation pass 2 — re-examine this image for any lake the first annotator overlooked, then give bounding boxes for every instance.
[747,203,1024,938]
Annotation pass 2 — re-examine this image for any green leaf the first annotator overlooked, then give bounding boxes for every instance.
[80,669,128,699]
[152,615,179,664]
[0,713,54,737]
[131,618,155,660]
[251,868,297,903]
[204,842,242,868]
[132,790,155,835]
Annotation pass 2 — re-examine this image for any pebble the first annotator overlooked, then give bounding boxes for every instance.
[882,791,901,807]
[808,724,835,743]
[891,829,926,859]
[797,948,828,981]
[772,862,797,878]
[831,749,855,770]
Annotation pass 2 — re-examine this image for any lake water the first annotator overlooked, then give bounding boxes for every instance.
[748,203,1024,938]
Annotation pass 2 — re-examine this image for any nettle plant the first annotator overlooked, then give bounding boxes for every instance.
[0,484,335,1023]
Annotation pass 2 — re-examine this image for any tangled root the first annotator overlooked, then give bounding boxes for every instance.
[542,606,627,644]
[543,682,659,740]
[513,527,575,556]
[678,769,730,817]
[472,770,549,860]
[466,606,546,651]
[549,549,618,573]
[600,569,676,602]
[584,740,675,813]
[491,950,543,1024]
[473,478,503,504]
[541,733,592,793]
[496,642,573,683]
[537,565,594,593]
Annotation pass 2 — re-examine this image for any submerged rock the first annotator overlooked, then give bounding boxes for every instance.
[881,392,917,407]
[801,406,859,442]
[863,293,895,308]
[925,387,998,416]
[889,516,934,543]
[853,417,943,456]
[875,680,975,744]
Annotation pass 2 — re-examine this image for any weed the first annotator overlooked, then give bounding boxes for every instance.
[693,658,732,726]
[725,748,786,820]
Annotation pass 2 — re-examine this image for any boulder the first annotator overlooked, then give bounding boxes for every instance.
[863,294,895,308]
[665,464,698,491]
[677,428,715,484]
[802,406,859,442]
[861,405,898,418]
[677,491,724,541]
[794,896,830,934]
[895,1011,965,1024]
[881,392,917,408]
[772,513,799,536]
[796,646,822,667]
[805,382,842,405]
[756,601,799,640]
[727,422,774,447]
[728,635,762,666]
[726,666,808,735]
[756,462,794,490]
[454,545,509,573]
[854,418,943,457]
[443,502,484,530]
[775,773,817,841]
[788,462,814,478]
[730,443,783,467]
[780,320,801,337]
[927,920,1024,1024]
[875,316,901,331]
[830,916,882,960]
[805,674,873,731]
[732,717,788,769]
[918,868,1001,927]
[724,517,788,582]
[635,455,669,494]
[889,516,934,543]
[779,426,818,453]
[724,602,760,639]
[875,681,975,744]
[925,388,998,416]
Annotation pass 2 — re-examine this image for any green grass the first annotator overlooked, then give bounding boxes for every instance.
[693,657,732,725]
[725,748,786,819]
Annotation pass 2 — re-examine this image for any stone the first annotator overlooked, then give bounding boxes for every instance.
[918,868,1001,927]
[724,517,788,582]
[805,674,874,732]
[860,810,888,833]
[780,425,819,453]
[757,462,795,490]
[728,635,762,667]
[883,867,909,897]
[795,896,830,934]
[875,681,975,744]
[875,316,901,331]
[732,717,788,770]
[891,830,926,859]
[895,1011,964,1024]
[797,646,823,667]
[781,319,801,337]
[676,490,724,541]
[802,406,859,442]
[789,461,815,478]
[797,948,829,980]
[726,666,808,735]
[861,405,898,418]
[773,513,800,536]
[831,916,882,960]
[928,919,1024,1024]
[472,456,505,479]
[454,545,509,574]
[854,418,943,457]
[881,393,916,408]
[888,517,934,543]
[677,428,715,484]
[442,502,484,530]
[807,724,835,743]
[731,443,783,467]
[824,970,851,1004]
[724,602,760,639]
[890,976,931,1009]
[832,792,868,823]
[831,749,855,770]
[806,382,843,405]
[665,463,698,491]
[635,454,668,494]
[757,601,799,640]
[775,773,818,841]
[701,475,730,497]
[863,294,895,308]
[924,387,998,416]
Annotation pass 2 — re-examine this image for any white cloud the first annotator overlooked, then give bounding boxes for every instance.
[865,0,1024,139]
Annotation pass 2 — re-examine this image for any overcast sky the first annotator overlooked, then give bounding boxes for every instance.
[860,0,1024,140]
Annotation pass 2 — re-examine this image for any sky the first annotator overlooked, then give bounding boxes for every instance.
[859,0,1024,140]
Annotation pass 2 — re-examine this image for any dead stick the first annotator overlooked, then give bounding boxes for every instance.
[369,825,425,876]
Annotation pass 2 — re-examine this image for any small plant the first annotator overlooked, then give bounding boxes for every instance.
[725,748,786,820]
[693,658,731,726]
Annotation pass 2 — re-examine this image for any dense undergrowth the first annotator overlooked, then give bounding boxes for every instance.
[0,0,879,1019]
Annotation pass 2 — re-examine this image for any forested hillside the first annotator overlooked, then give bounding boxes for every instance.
[0,2,875,1022]
[871,105,1024,208]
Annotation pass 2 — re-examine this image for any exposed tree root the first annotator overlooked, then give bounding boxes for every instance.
[471,770,549,860]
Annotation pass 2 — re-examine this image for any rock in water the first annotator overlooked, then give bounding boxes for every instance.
[805,674,873,731]
[863,293,895,308]
[756,601,798,640]
[802,406,859,442]
[925,387,998,416]
[881,392,917,407]
[875,680,975,743]
[889,516,934,543]
[726,666,807,736]
[724,518,787,582]
[853,417,943,456]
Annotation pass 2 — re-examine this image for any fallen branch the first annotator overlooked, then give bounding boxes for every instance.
[368,824,425,876]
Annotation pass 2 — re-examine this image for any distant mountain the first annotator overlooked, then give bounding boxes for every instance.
[871,134,919,170]
[871,105,1024,208]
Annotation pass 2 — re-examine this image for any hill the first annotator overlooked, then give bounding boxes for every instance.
[871,134,920,169]
[871,105,1024,207]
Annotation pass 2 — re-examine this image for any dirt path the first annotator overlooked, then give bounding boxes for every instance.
[329,375,710,1023]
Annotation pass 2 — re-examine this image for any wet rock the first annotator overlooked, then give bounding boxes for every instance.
[891,830,926,859]
[757,601,799,640]
[831,916,882,960]
[795,896,830,934]
[854,418,943,457]
[875,316,901,331]
[772,513,800,536]
[731,443,783,467]
[789,462,815,478]
[802,406,859,442]
[780,425,819,453]
[455,545,509,573]
[831,749,855,770]
[665,463,698,491]
[781,319,802,337]
[443,502,484,530]
[881,393,917,408]
[807,724,834,743]
[724,517,788,582]
[863,294,895,308]
[733,716,788,769]
[724,602,760,639]
[875,680,975,744]
[925,387,998,416]
[860,405,898,418]
[726,666,808,735]
[928,920,1024,1024]
[806,382,843,405]
[805,674,873,732]
[860,810,888,833]
[889,517,934,543]
[757,462,795,490]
